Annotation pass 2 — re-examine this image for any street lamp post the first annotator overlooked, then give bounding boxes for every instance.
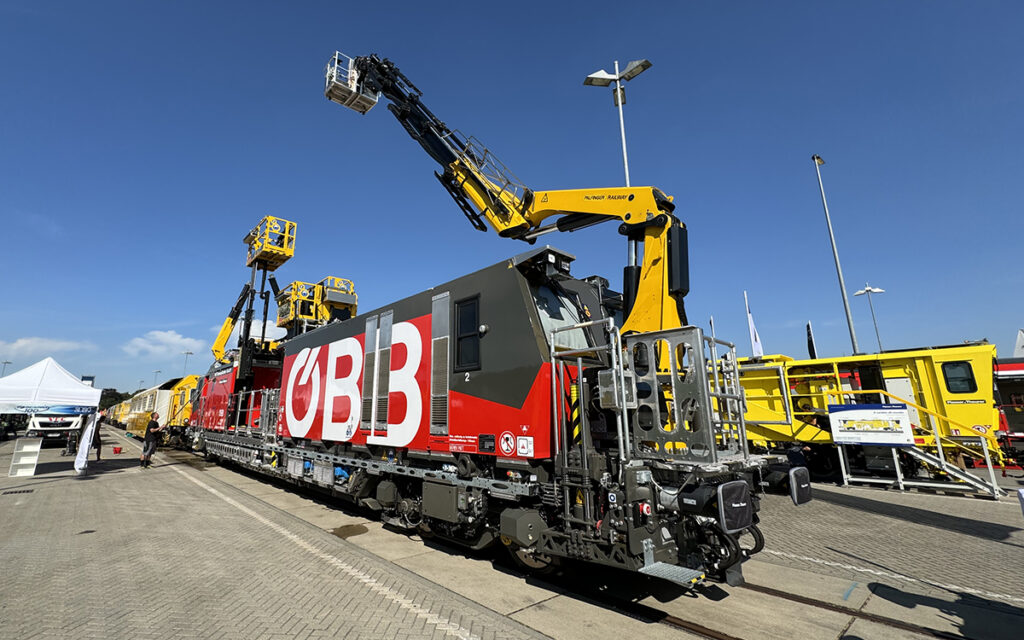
[854,283,885,352]
[812,155,861,355]
[1,360,10,376]
[153,369,161,387]
[138,379,145,391]
[182,350,193,376]
[584,58,652,269]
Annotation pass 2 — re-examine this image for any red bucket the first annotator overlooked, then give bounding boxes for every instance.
[112,446,122,455]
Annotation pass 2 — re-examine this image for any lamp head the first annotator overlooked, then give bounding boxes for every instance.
[620,58,652,81]
[854,284,885,296]
[583,69,616,87]
[812,154,825,166]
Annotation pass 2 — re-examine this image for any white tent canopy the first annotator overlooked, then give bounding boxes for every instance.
[0,357,101,414]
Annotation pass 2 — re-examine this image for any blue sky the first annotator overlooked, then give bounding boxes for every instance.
[1,1,1021,391]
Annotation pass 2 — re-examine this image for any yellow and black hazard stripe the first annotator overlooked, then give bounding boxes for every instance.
[570,378,582,446]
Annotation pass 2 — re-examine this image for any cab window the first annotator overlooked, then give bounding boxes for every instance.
[941,361,977,394]
[532,285,589,350]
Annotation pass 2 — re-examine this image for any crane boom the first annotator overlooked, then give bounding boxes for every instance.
[325,52,690,332]
[211,283,251,364]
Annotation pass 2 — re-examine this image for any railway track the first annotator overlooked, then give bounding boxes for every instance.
[526,566,972,640]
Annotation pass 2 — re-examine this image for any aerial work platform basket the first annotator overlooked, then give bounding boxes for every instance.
[244,216,295,271]
[276,281,316,329]
[276,277,358,330]
[316,276,358,322]
[325,52,379,114]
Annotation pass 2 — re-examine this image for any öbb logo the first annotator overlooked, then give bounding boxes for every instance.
[282,319,426,448]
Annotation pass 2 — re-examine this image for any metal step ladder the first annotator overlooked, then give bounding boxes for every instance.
[903,446,1007,498]
[639,539,706,588]
[639,562,706,587]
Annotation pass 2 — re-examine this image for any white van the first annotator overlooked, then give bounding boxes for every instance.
[25,415,83,442]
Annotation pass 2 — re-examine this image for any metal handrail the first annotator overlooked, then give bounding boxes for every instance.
[735,364,794,426]
[548,317,630,467]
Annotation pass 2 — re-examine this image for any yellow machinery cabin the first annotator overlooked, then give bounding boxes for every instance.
[167,375,199,427]
[738,343,1003,467]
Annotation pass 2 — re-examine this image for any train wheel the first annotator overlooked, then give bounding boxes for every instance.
[503,537,556,574]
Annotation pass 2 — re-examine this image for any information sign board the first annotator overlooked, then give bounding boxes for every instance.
[828,403,914,446]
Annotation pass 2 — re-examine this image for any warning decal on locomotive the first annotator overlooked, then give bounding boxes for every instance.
[498,431,516,455]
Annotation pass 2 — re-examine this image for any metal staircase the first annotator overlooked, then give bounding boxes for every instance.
[903,446,1007,498]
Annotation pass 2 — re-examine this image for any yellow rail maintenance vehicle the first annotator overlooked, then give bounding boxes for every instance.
[163,375,199,446]
[167,375,199,426]
[125,376,199,439]
[108,400,131,428]
[738,342,1005,497]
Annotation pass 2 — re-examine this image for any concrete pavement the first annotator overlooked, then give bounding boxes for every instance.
[4,427,1023,640]
[0,428,548,640]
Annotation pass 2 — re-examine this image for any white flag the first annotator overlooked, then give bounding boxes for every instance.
[74,413,98,474]
[744,291,764,358]
[1015,329,1024,358]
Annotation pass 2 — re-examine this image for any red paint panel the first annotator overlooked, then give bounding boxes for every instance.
[448,363,555,459]
[199,369,235,431]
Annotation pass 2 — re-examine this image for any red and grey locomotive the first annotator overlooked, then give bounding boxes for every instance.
[193,246,809,588]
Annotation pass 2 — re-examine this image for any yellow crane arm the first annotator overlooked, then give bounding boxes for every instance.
[211,284,251,364]
[326,52,690,332]
[452,169,689,333]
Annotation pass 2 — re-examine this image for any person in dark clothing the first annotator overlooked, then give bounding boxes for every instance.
[92,413,103,461]
[140,412,163,468]
[787,444,812,467]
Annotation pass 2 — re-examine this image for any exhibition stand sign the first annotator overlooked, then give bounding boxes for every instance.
[827,403,914,446]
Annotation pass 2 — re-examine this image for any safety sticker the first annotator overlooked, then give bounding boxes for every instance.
[499,431,516,456]
[517,436,534,457]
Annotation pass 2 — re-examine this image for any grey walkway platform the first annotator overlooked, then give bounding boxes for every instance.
[0,429,548,640]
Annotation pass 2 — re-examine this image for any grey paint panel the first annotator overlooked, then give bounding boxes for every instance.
[283,249,603,411]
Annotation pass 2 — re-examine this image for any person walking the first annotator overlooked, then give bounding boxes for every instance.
[140,412,163,469]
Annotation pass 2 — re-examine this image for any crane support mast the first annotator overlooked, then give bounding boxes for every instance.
[325,52,689,332]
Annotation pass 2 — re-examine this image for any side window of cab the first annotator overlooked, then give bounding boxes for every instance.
[941,361,977,394]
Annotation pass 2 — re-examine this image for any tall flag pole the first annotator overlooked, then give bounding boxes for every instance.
[744,291,764,358]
